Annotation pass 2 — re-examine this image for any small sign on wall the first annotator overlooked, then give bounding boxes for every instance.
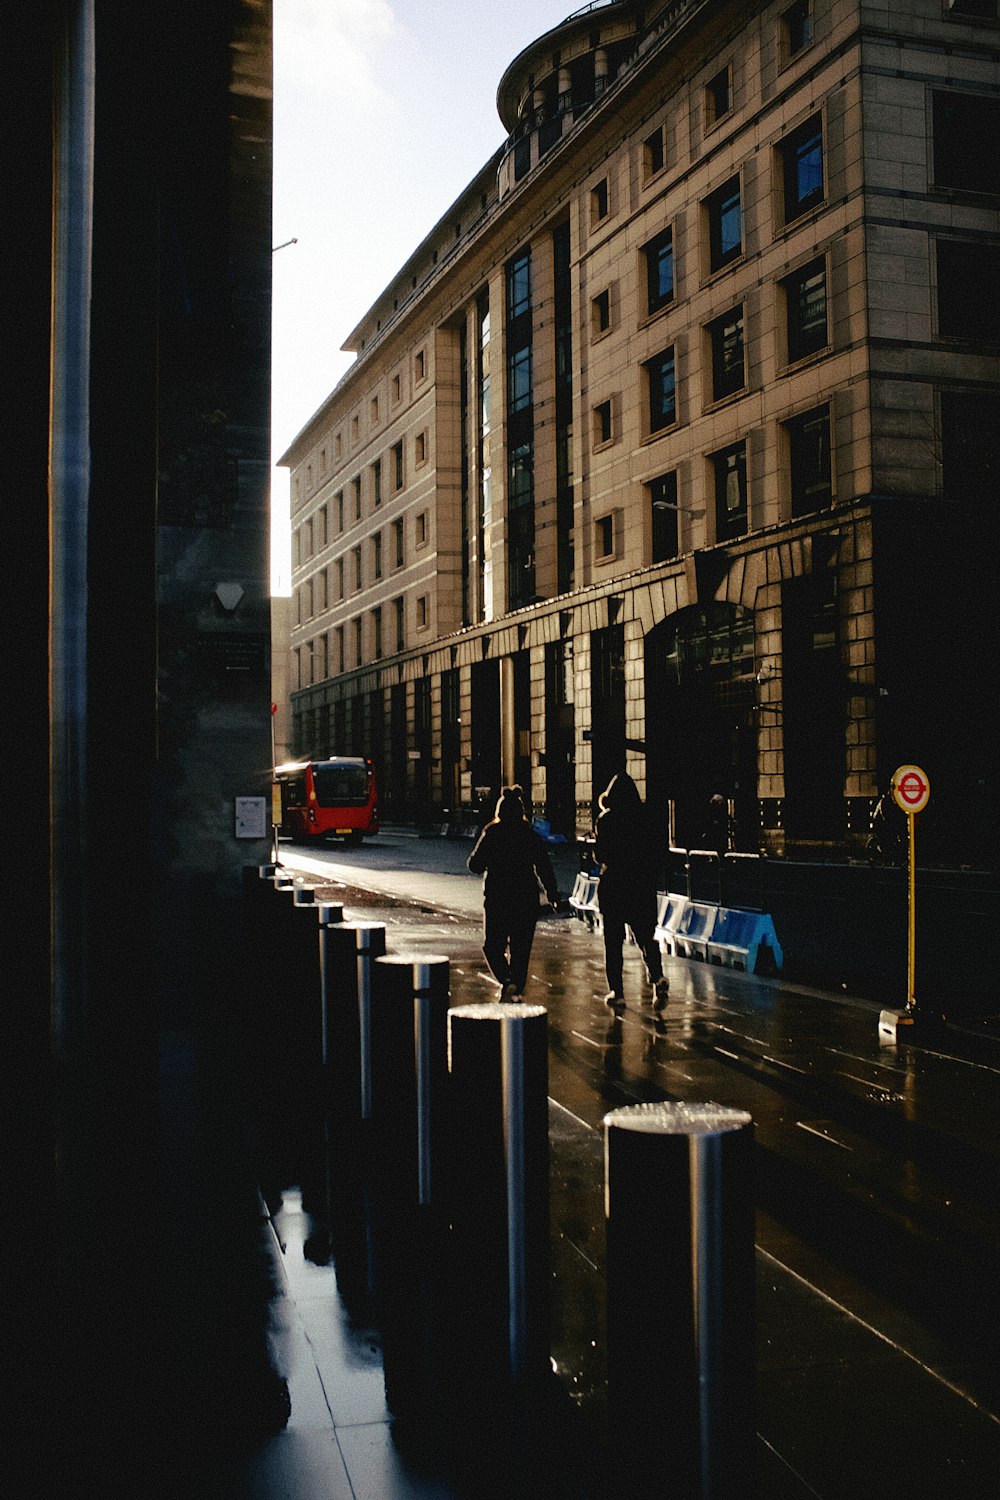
[235,796,267,840]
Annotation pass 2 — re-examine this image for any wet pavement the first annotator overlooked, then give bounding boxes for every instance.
[228,830,1000,1497]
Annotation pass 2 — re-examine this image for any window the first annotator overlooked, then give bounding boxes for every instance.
[305,517,314,557]
[941,389,1000,504]
[595,512,617,561]
[372,458,382,506]
[319,567,328,611]
[318,633,328,680]
[646,347,677,433]
[415,431,427,465]
[373,531,382,580]
[781,117,824,222]
[594,399,613,446]
[416,595,428,629]
[392,372,401,403]
[335,625,344,675]
[945,0,997,17]
[644,126,665,178]
[336,490,344,532]
[334,432,342,458]
[351,414,359,443]
[416,511,428,547]
[508,345,533,410]
[592,289,611,335]
[782,0,812,56]
[644,228,674,315]
[649,471,679,562]
[415,349,426,381]
[787,405,832,515]
[318,505,328,547]
[336,556,344,600]
[306,577,314,618]
[591,177,609,223]
[706,177,742,272]
[706,66,731,126]
[784,257,828,362]
[933,92,1000,193]
[394,596,405,652]
[372,606,383,660]
[937,241,1000,339]
[354,618,362,667]
[352,545,361,591]
[507,250,531,319]
[371,396,379,425]
[712,442,747,539]
[393,516,404,567]
[708,307,745,402]
[392,439,404,490]
[353,475,362,519]
[320,447,327,475]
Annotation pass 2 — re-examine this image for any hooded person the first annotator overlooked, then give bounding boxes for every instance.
[467,785,559,1002]
[594,772,669,1012]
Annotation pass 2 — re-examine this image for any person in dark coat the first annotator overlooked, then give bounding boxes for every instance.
[595,772,669,1012]
[701,792,729,855]
[467,785,559,1002]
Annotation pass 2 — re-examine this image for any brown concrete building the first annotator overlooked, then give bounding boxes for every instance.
[279,0,1000,866]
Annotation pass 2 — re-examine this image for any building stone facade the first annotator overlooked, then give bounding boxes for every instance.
[279,0,1000,866]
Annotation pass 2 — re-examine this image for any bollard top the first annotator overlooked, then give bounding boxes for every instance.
[603,1101,751,1136]
[448,1002,547,1022]
[377,952,450,968]
[293,886,317,905]
[316,901,345,925]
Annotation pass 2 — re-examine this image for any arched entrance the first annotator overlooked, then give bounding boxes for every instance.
[645,603,757,850]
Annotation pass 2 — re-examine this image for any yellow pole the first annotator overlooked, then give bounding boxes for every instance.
[906,811,916,1011]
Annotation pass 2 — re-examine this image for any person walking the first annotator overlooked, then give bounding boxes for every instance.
[594,772,670,1012]
[467,785,559,1002]
[701,792,729,855]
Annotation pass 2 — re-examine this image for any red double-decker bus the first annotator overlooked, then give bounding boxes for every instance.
[274,756,380,844]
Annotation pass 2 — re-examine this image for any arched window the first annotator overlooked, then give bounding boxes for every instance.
[660,603,754,685]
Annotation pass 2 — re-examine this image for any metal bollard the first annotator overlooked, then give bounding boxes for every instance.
[244,866,317,1200]
[446,1003,550,1406]
[369,953,451,1420]
[319,921,387,1294]
[604,1101,756,1500]
[306,901,344,1254]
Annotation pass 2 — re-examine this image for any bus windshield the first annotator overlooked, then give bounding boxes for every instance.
[312,760,370,806]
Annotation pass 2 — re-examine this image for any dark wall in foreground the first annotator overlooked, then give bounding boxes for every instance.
[14,4,277,1487]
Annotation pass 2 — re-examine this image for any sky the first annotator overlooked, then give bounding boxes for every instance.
[270,0,581,590]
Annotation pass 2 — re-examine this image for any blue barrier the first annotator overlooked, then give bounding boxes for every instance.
[672,900,718,961]
[654,890,783,975]
[568,872,602,929]
[707,907,783,974]
[654,892,687,955]
[532,816,569,845]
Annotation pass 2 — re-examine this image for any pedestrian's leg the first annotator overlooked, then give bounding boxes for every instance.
[508,907,538,995]
[602,908,626,1000]
[627,896,669,1009]
[482,906,511,986]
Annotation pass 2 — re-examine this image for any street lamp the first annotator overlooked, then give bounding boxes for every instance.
[653,500,706,518]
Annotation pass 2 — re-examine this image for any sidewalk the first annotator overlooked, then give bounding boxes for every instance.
[231,848,1000,1498]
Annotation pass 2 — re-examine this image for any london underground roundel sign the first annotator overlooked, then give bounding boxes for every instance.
[891,764,930,815]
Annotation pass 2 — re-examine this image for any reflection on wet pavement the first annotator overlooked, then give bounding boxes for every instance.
[254,845,1000,1497]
